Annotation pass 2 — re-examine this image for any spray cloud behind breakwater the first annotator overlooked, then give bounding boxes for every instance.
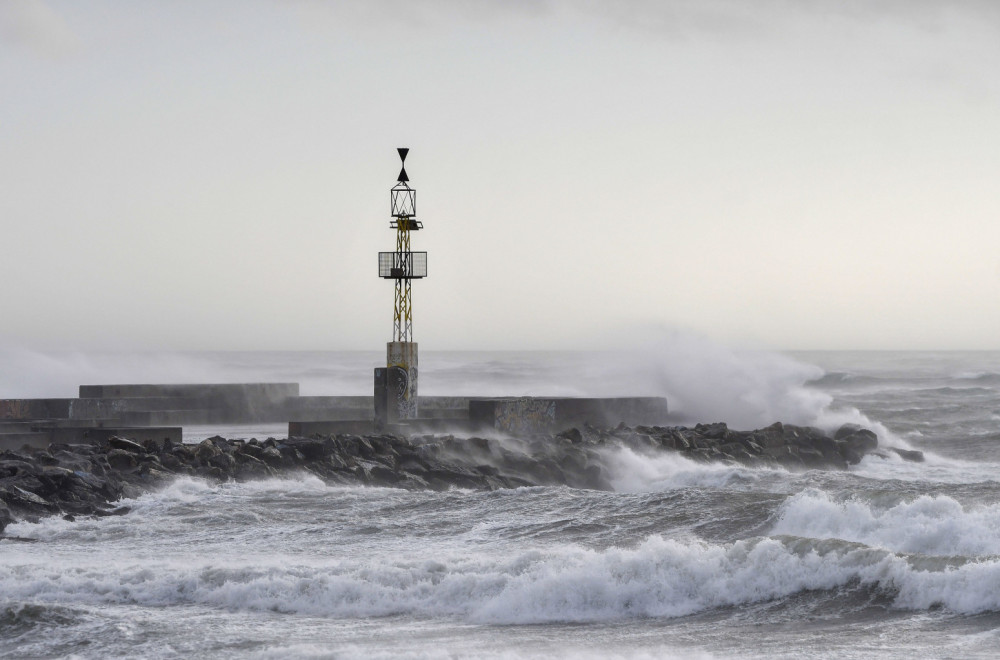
[0,330,881,435]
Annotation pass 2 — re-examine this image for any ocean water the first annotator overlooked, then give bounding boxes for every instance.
[3,346,1000,659]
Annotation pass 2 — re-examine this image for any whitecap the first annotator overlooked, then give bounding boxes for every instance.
[771,489,1000,557]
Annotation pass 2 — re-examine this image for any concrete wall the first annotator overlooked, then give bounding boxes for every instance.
[289,418,478,438]
[5,384,669,447]
[1,399,73,420]
[76,383,301,425]
[67,397,205,420]
[469,397,670,434]
[79,383,299,399]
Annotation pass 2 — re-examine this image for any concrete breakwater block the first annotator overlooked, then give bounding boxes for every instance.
[289,418,479,438]
[78,383,302,424]
[67,397,206,420]
[1,399,73,421]
[284,396,469,423]
[79,383,300,400]
[6,388,476,430]
[469,397,670,434]
[120,410,228,426]
[280,397,373,423]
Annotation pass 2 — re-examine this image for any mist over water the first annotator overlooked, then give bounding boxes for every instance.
[1,331,881,435]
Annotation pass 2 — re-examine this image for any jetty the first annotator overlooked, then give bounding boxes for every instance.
[0,382,670,451]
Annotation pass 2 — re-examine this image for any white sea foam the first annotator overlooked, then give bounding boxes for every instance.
[5,534,1000,622]
[772,489,1000,557]
[2,476,378,546]
[250,643,718,660]
[850,450,1000,485]
[602,446,774,492]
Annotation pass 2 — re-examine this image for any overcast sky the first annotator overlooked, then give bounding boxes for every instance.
[2,0,998,352]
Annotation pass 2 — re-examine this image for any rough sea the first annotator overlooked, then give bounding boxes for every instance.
[3,345,1000,659]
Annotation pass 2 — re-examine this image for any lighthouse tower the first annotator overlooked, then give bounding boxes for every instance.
[375,148,426,426]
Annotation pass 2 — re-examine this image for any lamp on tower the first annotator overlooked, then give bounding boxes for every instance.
[390,148,419,228]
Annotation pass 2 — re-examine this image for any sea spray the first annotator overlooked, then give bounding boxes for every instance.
[587,330,902,445]
[600,445,772,493]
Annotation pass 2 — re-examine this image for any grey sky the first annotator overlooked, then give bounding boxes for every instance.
[1,0,997,351]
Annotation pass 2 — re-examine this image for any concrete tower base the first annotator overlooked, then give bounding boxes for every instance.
[375,342,418,428]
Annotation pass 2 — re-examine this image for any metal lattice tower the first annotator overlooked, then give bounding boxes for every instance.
[393,218,413,341]
[375,148,426,425]
[379,148,426,341]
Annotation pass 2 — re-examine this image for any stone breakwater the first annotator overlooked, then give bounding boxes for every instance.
[0,421,918,534]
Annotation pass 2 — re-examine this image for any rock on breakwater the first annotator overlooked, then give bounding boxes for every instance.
[0,422,909,534]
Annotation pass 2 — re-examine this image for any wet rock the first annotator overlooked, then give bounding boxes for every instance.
[259,446,283,467]
[753,422,787,448]
[284,438,328,461]
[582,463,610,490]
[556,428,583,444]
[195,440,222,463]
[835,423,863,440]
[207,452,236,472]
[797,447,829,469]
[325,452,352,470]
[171,444,196,462]
[356,437,377,460]
[238,442,264,460]
[665,429,691,450]
[140,467,174,483]
[108,437,146,453]
[423,465,492,490]
[369,465,403,484]
[0,419,885,531]
[105,449,137,470]
[36,466,77,494]
[0,459,38,478]
[719,442,755,463]
[233,454,274,481]
[4,485,53,509]
[0,502,13,532]
[159,453,184,472]
[888,447,925,462]
[695,422,730,440]
[368,435,400,457]
[840,429,879,456]
[763,444,804,469]
[395,471,431,490]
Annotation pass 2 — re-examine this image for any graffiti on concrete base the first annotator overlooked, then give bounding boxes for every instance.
[495,398,556,435]
[1,400,34,420]
[388,366,419,420]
